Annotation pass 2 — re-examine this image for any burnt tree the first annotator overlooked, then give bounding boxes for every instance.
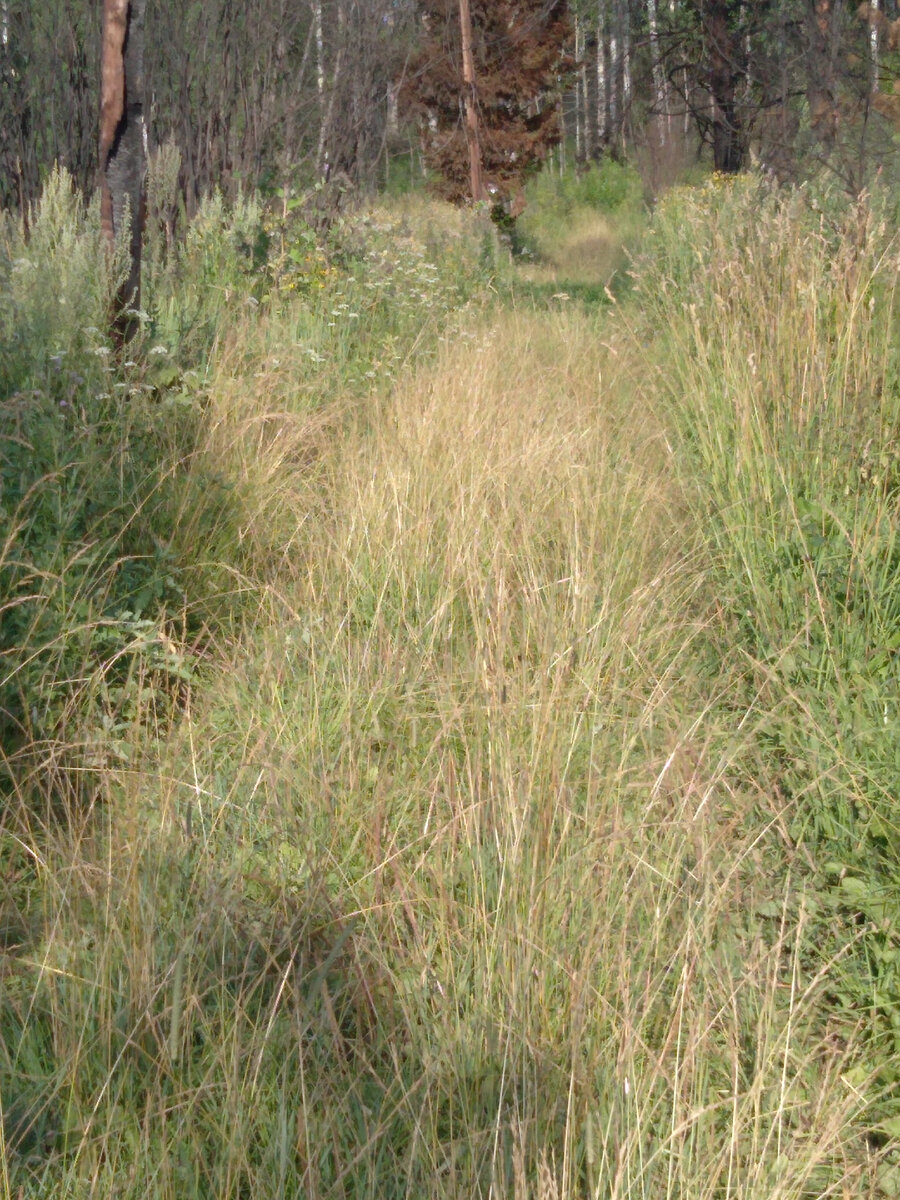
[401,0,572,212]
[705,0,745,173]
[100,0,146,339]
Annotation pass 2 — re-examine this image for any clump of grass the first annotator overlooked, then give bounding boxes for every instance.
[0,171,202,787]
[0,168,120,395]
[632,171,900,1124]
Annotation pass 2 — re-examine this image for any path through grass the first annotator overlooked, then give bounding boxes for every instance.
[2,172,900,1198]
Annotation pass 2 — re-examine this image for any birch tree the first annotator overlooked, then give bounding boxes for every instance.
[647,0,670,141]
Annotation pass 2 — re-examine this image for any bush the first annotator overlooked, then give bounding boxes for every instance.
[0,168,117,396]
[525,158,643,218]
[0,173,192,772]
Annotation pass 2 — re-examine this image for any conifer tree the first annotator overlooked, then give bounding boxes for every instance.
[401,0,573,207]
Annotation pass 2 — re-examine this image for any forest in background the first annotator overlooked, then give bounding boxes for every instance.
[4,0,900,219]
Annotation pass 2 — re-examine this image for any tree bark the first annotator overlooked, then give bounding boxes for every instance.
[100,0,147,341]
[705,1,745,173]
[596,2,608,149]
[647,0,669,142]
[574,12,583,162]
[869,0,880,94]
[458,0,485,202]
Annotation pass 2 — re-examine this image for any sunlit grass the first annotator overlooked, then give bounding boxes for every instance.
[515,160,646,295]
[3,173,900,1198]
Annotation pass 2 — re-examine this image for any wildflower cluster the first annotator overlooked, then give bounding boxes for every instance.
[259,193,334,297]
[304,203,495,387]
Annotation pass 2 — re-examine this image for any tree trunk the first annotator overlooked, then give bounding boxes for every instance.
[458,0,485,202]
[706,1,744,173]
[606,0,631,155]
[313,0,327,173]
[869,0,880,93]
[574,13,583,162]
[100,0,147,341]
[647,0,669,142]
[621,0,632,117]
[596,2,608,150]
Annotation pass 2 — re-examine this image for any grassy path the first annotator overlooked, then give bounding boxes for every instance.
[4,177,900,1197]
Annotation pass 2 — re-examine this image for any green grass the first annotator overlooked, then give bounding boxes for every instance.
[513,160,646,296]
[631,173,900,1134]
[2,167,900,1198]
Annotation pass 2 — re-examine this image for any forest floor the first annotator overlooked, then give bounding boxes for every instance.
[3,166,900,1198]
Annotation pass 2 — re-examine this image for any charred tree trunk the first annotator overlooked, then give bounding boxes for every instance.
[100,0,146,342]
[706,1,745,173]
[805,0,842,154]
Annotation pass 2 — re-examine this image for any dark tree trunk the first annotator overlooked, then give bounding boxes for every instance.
[805,0,843,154]
[712,98,742,173]
[706,2,745,173]
[100,0,146,342]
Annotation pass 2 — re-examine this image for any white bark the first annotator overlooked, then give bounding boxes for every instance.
[581,53,590,158]
[312,0,324,97]
[647,0,668,138]
[741,1,752,105]
[609,30,618,132]
[597,3,608,145]
[622,2,632,113]
[871,0,880,93]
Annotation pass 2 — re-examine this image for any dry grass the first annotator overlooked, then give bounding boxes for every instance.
[3,180,897,1198]
[515,212,625,288]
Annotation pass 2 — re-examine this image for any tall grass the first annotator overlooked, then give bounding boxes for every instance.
[2,170,899,1197]
[515,161,646,295]
[633,173,900,1137]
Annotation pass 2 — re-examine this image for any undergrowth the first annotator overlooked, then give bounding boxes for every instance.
[0,172,494,791]
[513,160,645,299]
[634,172,900,1146]
[2,167,900,1198]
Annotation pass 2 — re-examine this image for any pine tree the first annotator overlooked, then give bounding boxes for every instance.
[401,0,573,208]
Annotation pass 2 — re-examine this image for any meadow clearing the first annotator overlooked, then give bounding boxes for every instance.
[2,163,900,1198]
